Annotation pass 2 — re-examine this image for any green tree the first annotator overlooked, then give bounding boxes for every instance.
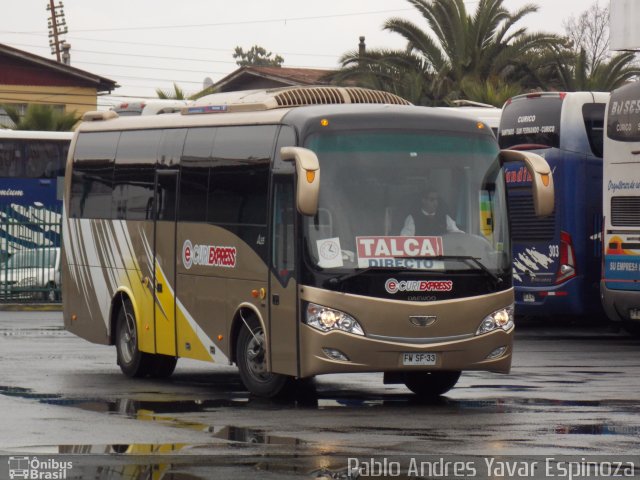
[333,0,563,105]
[156,82,187,99]
[546,1,640,92]
[1,104,79,131]
[233,45,284,67]
[550,49,640,91]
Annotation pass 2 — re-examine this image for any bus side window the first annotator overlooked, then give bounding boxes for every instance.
[582,103,605,158]
[155,129,186,221]
[207,126,276,226]
[113,130,162,220]
[179,127,216,223]
[69,132,119,219]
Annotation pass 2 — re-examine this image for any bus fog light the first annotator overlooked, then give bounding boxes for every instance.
[322,348,350,361]
[306,303,364,335]
[486,346,508,359]
[476,305,514,335]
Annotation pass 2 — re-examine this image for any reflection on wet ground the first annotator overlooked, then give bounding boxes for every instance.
[2,383,639,436]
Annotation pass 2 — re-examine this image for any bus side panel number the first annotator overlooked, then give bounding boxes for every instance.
[549,245,559,258]
[402,352,438,366]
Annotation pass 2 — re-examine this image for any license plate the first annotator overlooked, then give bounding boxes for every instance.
[402,352,438,366]
[630,309,640,320]
[523,293,535,303]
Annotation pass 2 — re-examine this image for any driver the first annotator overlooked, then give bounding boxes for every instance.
[401,189,463,236]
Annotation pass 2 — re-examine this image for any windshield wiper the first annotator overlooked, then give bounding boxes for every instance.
[325,266,401,288]
[325,256,503,289]
[429,255,503,286]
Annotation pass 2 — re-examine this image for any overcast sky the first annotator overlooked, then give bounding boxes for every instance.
[2,0,603,108]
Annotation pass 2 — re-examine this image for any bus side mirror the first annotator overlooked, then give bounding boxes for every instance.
[280,147,320,216]
[499,149,555,217]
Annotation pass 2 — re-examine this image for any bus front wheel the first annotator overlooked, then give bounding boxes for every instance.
[115,299,153,377]
[236,316,289,397]
[403,371,461,398]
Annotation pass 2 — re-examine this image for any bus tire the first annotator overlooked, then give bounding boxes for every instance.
[149,354,178,378]
[403,370,461,397]
[236,315,289,397]
[115,299,153,378]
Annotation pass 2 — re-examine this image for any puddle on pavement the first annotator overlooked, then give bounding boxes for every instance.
[28,445,357,480]
[550,424,640,436]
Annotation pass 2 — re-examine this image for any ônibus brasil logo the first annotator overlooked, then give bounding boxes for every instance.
[182,239,237,270]
[385,278,453,294]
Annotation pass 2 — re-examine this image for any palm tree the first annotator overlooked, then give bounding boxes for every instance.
[553,50,640,92]
[1,104,79,131]
[333,0,564,105]
[156,82,187,100]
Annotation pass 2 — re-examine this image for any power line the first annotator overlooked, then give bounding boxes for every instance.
[5,38,341,59]
[4,8,417,34]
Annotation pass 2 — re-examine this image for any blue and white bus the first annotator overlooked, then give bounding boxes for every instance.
[601,81,640,335]
[498,92,608,318]
[0,130,71,255]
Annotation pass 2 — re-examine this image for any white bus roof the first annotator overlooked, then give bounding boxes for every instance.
[0,130,73,140]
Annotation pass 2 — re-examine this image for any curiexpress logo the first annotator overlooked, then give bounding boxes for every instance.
[182,239,237,270]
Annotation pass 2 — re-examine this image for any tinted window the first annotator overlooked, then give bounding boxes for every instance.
[498,96,563,149]
[113,130,161,220]
[178,128,215,222]
[273,126,297,174]
[607,82,640,142]
[207,126,276,226]
[69,132,119,218]
[0,140,66,178]
[583,103,605,158]
[0,140,22,177]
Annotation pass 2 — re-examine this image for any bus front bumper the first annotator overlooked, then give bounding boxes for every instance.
[298,324,513,378]
[600,280,640,323]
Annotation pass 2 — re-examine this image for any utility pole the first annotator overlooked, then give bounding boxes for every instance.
[47,0,68,62]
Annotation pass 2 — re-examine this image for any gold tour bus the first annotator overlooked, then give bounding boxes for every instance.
[62,86,554,398]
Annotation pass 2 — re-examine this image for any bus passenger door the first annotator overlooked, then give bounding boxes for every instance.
[152,129,186,357]
[268,177,299,376]
[153,169,179,356]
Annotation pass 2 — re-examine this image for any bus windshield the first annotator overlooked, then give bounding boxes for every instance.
[303,130,510,274]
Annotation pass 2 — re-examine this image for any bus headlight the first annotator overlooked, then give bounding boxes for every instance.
[306,303,364,336]
[476,305,514,335]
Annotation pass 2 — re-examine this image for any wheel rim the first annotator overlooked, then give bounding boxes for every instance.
[119,312,137,364]
[245,328,269,381]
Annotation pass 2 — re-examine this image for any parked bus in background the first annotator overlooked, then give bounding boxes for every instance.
[0,130,71,254]
[498,92,608,319]
[63,86,554,398]
[440,100,502,137]
[601,81,640,335]
[110,99,190,116]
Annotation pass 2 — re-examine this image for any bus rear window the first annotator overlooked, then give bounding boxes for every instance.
[498,96,563,149]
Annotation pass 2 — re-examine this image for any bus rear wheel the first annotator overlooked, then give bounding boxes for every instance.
[115,299,153,377]
[403,371,461,398]
[236,316,289,397]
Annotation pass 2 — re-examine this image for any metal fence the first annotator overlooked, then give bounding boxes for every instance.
[0,204,62,303]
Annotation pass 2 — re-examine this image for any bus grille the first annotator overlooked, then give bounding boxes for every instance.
[611,196,640,227]
[274,87,411,107]
[508,193,556,241]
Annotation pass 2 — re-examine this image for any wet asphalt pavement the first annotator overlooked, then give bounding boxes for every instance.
[0,311,639,479]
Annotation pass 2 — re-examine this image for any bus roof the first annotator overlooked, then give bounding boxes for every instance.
[0,130,73,141]
[78,86,493,137]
